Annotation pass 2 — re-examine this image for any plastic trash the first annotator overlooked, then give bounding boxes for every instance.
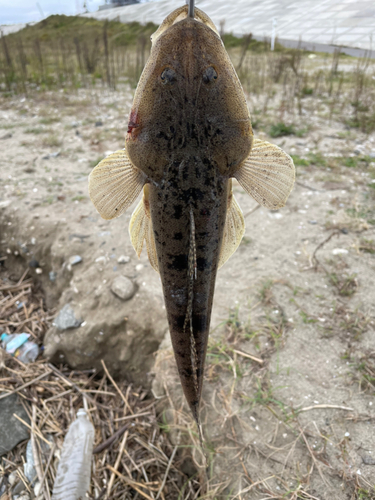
[52,409,95,500]
[1,333,39,363]
[24,435,54,487]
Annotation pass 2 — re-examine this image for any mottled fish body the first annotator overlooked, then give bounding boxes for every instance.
[89,5,295,431]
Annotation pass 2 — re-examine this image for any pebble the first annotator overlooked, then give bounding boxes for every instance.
[111,276,135,301]
[0,200,11,208]
[28,259,39,268]
[35,267,43,274]
[54,304,82,330]
[16,493,31,500]
[308,220,318,225]
[118,255,130,264]
[95,256,107,264]
[42,151,60,160]
[135,264,144,272]
[332,248,348,255]
[34,482,42,496]
[0,132,12,140]
[354,145,366,155]
[9,471,18,486]
[268,212,283,219]
[0,394,30,456]
[95,120,103,127]
[49,271,57,282]
[362,455,375,465]
[69,255,82,266]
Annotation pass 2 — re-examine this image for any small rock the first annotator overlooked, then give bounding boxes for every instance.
[54,304,82,330]
[69,255,82,266]
[117,255,130,264]
[28,259,39,268]
[71,121,81,128]
[30,237,36,245]
[95,120,103,127]
[49,271,57,282]
[9,471,18,485]
[369,151,375,159]
[111,276,135,301]
[0,132,12,140]
[332,248,348,255]
[0,200,11,209]
[308,220,318,225]
[50,151,60,158]
[135,264,144,272]
[362,455,375,465]
[34,482,42,496]
[354,146,365,155]
[35,268,43,275]
[0,393,30,456]
[95,256,107,264]
[268,212,283,219]
[12,477,26,495]
[17,493,31,500]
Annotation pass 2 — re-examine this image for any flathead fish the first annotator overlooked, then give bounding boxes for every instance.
[89,5,295,433]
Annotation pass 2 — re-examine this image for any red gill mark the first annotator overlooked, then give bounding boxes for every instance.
[127,109,140,137]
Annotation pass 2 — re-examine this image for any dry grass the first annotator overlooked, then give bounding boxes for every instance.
[0,270,204,499]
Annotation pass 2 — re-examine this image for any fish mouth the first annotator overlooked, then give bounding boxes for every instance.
[151,5,221,46]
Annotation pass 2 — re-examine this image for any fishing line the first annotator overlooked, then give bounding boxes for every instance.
[188,0,195,18]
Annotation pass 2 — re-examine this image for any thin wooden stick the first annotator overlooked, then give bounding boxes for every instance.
[232,349,264,364]
[101,360,133,415]
[13,414,52,446]
[155,445,177,499]
[106,466,154,500]
[93,424,128,455]
[107,429,128,498]
[0,370,52,400]
[299,404,354,412]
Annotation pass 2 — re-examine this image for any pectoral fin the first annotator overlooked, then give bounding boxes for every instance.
[218,181,245,269]
[234,138,295,210]
[129,185,159,273]
[88,149,145,220]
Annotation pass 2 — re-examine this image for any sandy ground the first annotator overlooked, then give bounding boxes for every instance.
[1,85,375,498]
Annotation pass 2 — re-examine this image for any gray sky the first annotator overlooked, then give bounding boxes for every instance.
[0,0,104,25]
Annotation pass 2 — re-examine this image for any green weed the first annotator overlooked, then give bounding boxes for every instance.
[42,134,62,148]
[269,122,295,138]
[291,155,309,167]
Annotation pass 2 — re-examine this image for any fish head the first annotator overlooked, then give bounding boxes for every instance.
[125,5,253,184]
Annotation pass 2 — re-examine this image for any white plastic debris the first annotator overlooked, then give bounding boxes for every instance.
[332,248,348,255]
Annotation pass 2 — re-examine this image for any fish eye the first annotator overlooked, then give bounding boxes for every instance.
[160,67,177,84]
[203,66,218,84]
